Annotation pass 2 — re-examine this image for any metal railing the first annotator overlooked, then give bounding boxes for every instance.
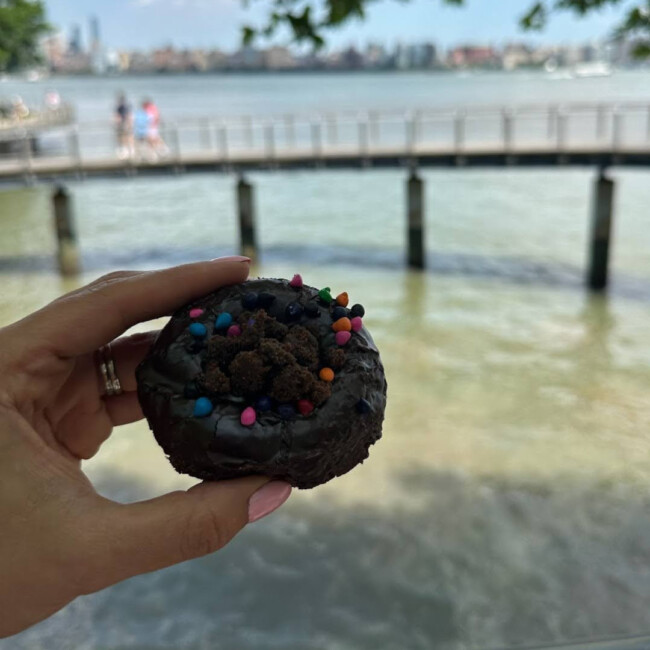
[0,102,649,171]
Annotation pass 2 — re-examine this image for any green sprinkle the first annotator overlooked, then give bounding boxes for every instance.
[318,287,333,303]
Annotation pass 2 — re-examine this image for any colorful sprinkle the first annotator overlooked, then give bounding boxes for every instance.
[318,287,333,303]
[332,317,352,333]
[350,304,365,319]
[356,398,372,414]
[255,396,272,412]
[189,308,204,318]
[278,404,296,420]
[319,367,335,382]
[286,302,304,320]
[227,324,242,337]
[242,292,259,310]
[336,292,349,307]
[259,292,276,309]
[304,302,320,318]
[215,312,233,329]
[332,306,348,321]
[351,316,363,332]
[336,331,352,346]
[289,274,303,288]
[240,406,257,426]
[189,322,207,338]
[248,318,256,327]
[297,399,314,416]
[193,397,213,417]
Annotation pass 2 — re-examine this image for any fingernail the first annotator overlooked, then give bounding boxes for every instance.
[248,481,292,523]
[210,255,251,264]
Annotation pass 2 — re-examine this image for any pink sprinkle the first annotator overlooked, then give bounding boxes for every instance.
[335,331,351,346]
[241,406,257,426]
[189,308,204,318]
[227,324,242,337]
[351,316,363,332]
[289,274,303,288]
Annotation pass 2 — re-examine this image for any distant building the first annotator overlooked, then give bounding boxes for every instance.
[408,42,438,69]
[502,43,534,70]
[207,49,228,70]
[393,43,410,70]
[341,47,363,69]
[68,24,82,55]
[89,16,100,49]
[448,45,499,68]
[365,43,389,68]
[88,16,106,74]
[264,46,296,70]
[41,32,66,70]
[229,46,264,70]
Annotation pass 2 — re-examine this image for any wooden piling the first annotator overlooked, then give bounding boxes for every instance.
[237,176,257,261]
[407,170,425,269]
[52,185,80,276]
[587,171,615,291]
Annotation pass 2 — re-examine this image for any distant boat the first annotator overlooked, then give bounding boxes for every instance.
[573,62,612,78]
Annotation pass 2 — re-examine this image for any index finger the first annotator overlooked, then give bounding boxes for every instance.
[23,256,251,357]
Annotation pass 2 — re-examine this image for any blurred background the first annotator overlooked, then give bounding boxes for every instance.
[1,0,650,648]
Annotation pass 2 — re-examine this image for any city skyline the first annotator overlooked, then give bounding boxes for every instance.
[45,0,638,53]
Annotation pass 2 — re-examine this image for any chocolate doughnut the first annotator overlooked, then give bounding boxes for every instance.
[136,276,387,488]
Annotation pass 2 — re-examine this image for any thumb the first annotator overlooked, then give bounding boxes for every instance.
[83,477,291,592]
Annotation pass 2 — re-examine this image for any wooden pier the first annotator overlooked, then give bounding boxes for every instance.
[1,102,648,290]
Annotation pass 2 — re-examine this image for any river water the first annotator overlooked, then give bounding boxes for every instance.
[1,71,650,650]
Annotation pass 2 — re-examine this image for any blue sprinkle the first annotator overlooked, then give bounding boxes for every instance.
[285,302,304,320]
[193,397,213,417]
[278,404,296,420]
[215,312,233,329]
[356,398,372,414]
[332,306,348,321]
[255,396,272,412]
[189,322,207,338]
[248,318,256,327]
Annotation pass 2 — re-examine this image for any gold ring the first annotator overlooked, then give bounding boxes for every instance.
[98,344,122,397]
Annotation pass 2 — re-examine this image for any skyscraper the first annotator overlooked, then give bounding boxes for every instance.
[89,15,100,49]
[68,24,82,54]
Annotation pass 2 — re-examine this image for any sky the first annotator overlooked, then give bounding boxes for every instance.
[44,0,636,52]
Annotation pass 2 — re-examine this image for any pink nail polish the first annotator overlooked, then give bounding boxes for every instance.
[248,481,292,523]
[210,255,251,264]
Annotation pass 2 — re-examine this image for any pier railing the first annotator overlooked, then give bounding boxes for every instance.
[1,102,649,172]
[2,102,649,292]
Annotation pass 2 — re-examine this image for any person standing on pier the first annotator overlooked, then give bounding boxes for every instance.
[144,98,169,157]
[133,100,156,161]
[114,93,134,160]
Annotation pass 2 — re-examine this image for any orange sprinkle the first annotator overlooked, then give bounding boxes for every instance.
[319,367,335,382]
[332,317,352,333]
[336,292,349,307]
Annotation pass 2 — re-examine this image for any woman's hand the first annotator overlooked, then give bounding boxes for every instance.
[0,257,292,638]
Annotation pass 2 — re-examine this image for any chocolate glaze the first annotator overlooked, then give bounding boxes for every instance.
[136,278,387,489]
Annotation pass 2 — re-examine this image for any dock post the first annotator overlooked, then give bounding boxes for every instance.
[587,171,615,291]
[52,185,80,276]
[237,176,257,261]
[406,169,425,270]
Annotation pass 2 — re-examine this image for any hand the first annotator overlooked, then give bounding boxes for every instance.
[0,257,292,638]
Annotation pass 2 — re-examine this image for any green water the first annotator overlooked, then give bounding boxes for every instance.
[1,70,650,649]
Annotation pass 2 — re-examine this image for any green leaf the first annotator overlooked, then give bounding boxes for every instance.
[520,2,548,30]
